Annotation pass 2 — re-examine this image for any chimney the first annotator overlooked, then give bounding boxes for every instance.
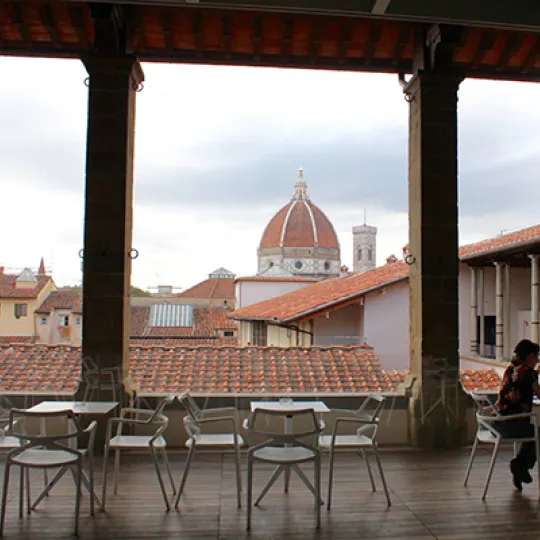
[386,254,398,265]
[38,257,46,276]
[402,244,409,258]
[0,267,4,275]
[339,265,349,278]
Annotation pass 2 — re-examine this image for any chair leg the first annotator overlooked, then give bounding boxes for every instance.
[113,450,121,495]
[161,448,176,495]
[0,463,11,537]
[25,469,30,515]
[361,449,376,492]
[315,454,321,530]
[482,440,500,501]
[246,454,253,531]
[101,441,111,511]
[87,453,95,516]
[74,462,82,537]
[464,436,479,486]
[150,447,170,511]
[175,443,196,508]
[235,444,242,509]
[327,448,336,511]
[372,444,391,507]
[19,468,24,519]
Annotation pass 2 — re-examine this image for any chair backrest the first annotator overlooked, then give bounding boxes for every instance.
[178,392,203,421]
[357,393,386,420]
[248,407,322,446]
[8,408,83,448]
[470,392,498,415]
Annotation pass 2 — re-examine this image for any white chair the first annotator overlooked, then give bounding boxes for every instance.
[246,407,323,531]
[102,395,175,511]
[464,407,540,499]
[175,392,243,509]
[319,393,391,509]
[82,356,124,406]
[0,408,96,537]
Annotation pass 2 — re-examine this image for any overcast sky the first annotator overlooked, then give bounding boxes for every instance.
[1,57,540,291]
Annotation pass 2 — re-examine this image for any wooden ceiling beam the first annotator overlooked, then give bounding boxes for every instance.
[7,4,32,47]
[281,18,293,56]
[470,30,496,69]
[67,5,88,48]
[253,17,263,59]
[521,36,540,74]
[160,10,174,52]
[496,32,525,70]
[191,12,204,58]
[133,6,146,52]
[38,5,61,49]
[337,21,353,64]
[309,21,320,64]
[363,21,382,65]
[222,14,232,57]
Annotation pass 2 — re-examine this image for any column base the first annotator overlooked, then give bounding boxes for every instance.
[408,377,469,448]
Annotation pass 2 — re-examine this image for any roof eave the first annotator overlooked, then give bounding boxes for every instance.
[460,237,540,262]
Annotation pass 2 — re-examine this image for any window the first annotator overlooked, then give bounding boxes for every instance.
[357,249,362,261]
[40,317,47,326]
[75,317,81,327]
[224,331,234,337]
[367,248,373,262]
[324,261,331,271]
[252,321,267,346]
[14,304,27,319]
[59,315,70,327]
[294,261,303,270]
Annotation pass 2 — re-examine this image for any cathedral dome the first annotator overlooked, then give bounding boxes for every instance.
[259,170,339,251]
[257,169,341,278]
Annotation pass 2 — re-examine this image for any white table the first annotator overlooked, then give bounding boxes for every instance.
[28,401,118,512]
[250,400,329,504]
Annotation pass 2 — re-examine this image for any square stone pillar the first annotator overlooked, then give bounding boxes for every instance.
[79,55,143,401]
[406,71,468,448]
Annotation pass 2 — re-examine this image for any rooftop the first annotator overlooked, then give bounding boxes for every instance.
[177,277,235,300]
[0,343,500,395]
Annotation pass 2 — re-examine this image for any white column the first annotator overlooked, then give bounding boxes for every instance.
[469,267,478,354]
[504,264,511,358]
[530,254,539,344]
[479,268,485,356]
[495,262,504,361]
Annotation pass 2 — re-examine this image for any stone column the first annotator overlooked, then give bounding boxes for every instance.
[530,254,539,344]
[504,264,511,358]
[494,262,504,361]
[469,267,478,354]
[80,55,143,400]
[407,70,467,448]
[478,268,485,356]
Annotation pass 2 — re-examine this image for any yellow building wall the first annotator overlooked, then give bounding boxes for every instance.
[238,321,312,347]
[35,309,82,345]
[0,280,55,336]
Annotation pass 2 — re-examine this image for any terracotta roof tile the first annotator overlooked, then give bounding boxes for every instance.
[0,274,51,299]
[0,336,38,345]
[0,344,502,396]
[35,288,82,314]
[194,307,237,332]
[131,306,150,336]
[460,224,540,259]
[230,262,409,322]
[459,369,502,392]
[177,278,235,300]
[259,200,339,250]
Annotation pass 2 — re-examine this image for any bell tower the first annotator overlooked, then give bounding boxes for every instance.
[353,218,377,274]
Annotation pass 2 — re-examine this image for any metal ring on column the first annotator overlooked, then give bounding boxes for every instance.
[132,81,144,92]
[78,249,84,260]
[129,249,139,260]
[405,254,415,266]
[83,77,90,88]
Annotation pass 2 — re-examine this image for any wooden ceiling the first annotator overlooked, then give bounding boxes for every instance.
[0,2,539,81]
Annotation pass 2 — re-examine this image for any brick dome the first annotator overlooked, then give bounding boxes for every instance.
[259,171,339,250]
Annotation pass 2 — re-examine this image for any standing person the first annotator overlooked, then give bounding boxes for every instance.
[496,339,540,491]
